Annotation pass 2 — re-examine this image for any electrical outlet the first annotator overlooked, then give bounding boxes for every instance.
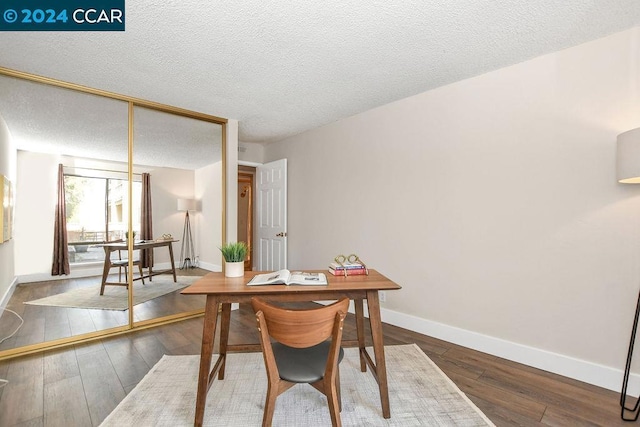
[379,291,386,302]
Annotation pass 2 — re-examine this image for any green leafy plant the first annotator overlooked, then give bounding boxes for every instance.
[125,231,137,240]
[219,242,248,262]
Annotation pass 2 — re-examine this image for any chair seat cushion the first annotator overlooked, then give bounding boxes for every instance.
[272,341,344,383]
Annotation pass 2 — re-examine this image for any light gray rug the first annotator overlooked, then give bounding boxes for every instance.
[101,344,495,426]
[24,276,199,310]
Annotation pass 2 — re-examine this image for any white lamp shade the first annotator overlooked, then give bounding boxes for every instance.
[617,128,640,184]
[177,198,197,211]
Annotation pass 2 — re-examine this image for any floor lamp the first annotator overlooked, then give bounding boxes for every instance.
[617,127,640,421]
[177,198,196,269]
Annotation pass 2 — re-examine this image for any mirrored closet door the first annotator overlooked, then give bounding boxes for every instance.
[0,68,227,359]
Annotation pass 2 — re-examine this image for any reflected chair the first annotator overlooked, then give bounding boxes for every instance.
[251,297,349,427]
[100,239,145,295]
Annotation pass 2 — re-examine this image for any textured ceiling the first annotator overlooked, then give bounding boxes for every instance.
[0,75,223,169]
[1,1,639,155]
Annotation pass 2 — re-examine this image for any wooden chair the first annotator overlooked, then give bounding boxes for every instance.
[100,240,145,295]
[251,297,349,427]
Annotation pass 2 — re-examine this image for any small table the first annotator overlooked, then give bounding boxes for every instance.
[99,240,178,293]
[181,269,402,427]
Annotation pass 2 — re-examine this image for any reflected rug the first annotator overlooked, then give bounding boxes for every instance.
[24,276,199,310]
[101,344,495,426]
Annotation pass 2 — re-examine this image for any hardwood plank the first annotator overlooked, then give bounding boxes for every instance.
[447,369,546,421]
[429,350,486,381]
[43,318,72,342]
[130,330,172,367]
[76,347,126,425]
[44,375,92,427]
[478,360,621,420]
[10,417,43,427]
[541,399,628,427]
[67,309,98,336]
[0,375,43,426]
[102,335,151,390]
[44,348,80,385]
[471,394,545,427]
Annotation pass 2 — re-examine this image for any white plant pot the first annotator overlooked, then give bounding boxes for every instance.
[225,261,245,278]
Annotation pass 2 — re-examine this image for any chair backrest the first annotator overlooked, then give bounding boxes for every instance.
[251,298,349,348]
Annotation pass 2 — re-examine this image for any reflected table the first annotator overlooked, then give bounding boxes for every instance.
[99,239,178,294]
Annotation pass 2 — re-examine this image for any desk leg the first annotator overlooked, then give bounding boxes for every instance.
[168,243,177,282]
[218,303,231,380]
[100,249,112,295]
[367,290,391,419]
[194,295,220,427]
[148,249,154,282]
[354,298,367,372]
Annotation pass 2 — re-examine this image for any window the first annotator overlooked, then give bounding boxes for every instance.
[64,173,141,264]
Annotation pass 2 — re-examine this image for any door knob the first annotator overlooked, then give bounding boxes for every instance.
[276,232,287,237]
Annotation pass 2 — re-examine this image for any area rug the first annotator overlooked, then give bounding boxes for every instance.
[24,276,199,311]
[101,344,495,426]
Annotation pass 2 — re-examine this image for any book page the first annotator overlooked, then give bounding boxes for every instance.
[289,272,328,285]
[247,269,291,286]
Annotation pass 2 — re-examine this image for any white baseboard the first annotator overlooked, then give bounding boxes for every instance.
[379,306,632,394]
[0,276,18,310]
[196,261,222,272]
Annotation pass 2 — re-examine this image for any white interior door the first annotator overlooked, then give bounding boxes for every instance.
[256,159,287,270]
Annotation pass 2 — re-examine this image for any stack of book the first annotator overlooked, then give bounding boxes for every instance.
[328,261,368,276]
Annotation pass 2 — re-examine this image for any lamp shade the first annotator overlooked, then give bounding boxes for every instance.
[177,198,197,211]
[617,128,640,184]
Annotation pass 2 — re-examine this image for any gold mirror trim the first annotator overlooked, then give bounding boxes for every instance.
[0,66,228,360]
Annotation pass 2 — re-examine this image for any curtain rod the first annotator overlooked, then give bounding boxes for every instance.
[63,165,143,176]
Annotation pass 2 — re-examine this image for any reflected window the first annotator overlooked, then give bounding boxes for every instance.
[64,174,141,264]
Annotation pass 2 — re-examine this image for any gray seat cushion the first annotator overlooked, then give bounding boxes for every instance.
[272,341,344,383]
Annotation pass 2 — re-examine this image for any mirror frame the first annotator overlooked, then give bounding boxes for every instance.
[0,66,227,360]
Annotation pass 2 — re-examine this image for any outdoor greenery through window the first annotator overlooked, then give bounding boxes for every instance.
[65,174,141,264]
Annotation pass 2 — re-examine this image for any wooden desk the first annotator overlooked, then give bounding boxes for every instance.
[100,240,178,293]
[181,269,401,426]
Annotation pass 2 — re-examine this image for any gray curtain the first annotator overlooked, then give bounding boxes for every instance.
[51,164,70,275]
[140,173,153,268]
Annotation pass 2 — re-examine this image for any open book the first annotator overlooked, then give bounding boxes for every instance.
[247,269,328,286]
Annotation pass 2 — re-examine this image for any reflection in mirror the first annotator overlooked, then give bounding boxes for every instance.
[131,106,223,323]
[0,75,130,352]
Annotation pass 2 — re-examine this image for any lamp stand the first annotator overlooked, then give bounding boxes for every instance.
[180,211,195,269]
[621,289,640,421]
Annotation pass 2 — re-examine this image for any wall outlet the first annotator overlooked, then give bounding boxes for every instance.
[379,291,386,302]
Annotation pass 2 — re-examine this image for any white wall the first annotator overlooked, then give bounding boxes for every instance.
[239,141,265,164]
[148,167,196,265]
[195,161,223,271]
[264,27,640,391]
[14,151,58,277]
[0,115,16,308]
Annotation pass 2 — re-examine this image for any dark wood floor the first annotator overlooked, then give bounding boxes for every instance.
[0,302,630,426]
[0,269,208,352]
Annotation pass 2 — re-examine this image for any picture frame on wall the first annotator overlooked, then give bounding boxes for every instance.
[1,175,12,242]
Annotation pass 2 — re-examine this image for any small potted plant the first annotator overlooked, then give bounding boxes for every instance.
[125,230,137,242]
[219,242,248,277]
